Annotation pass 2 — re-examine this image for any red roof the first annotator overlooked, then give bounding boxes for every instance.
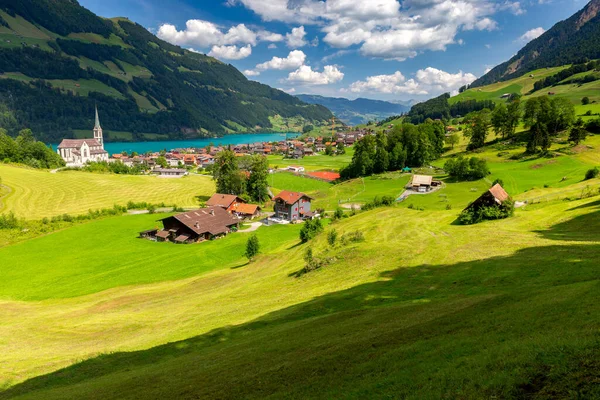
[273,190,312,205]
[489,184,510,203]
[231,203,260,215]
[307,171,340,182]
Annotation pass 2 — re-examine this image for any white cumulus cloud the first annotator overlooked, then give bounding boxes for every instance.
[518,27,545,42]
[286,65,344,85]
[286,26,308,47]
[348,67,476,96]
[208,44,252,60]
[256,50,307,71]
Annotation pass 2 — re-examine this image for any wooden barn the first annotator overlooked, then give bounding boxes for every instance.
[147,207,239,244]
[463,184,511,213]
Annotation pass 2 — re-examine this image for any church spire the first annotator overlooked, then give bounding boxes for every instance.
[93,105,104,147]
[94,105,101,129]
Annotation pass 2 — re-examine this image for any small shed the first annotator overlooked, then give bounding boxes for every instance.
[463,184,511,213]
[410,175,433,192]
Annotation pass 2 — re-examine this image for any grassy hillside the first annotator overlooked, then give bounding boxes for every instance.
[0,165,214,219]
[0,194,599,397]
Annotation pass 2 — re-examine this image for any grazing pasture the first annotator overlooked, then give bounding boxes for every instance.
[0,165,214,219]
[269,172,331,194]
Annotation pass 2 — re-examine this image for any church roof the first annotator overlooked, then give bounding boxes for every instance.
[58,139,102,149]
[95,106,101,129]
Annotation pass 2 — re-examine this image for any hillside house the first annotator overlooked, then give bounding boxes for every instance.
[230,203,261,220]
[463,184,511,213]
[152,207,239,243]
[273,190,313,221]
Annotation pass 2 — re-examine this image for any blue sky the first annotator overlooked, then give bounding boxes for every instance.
[80,0,586,102]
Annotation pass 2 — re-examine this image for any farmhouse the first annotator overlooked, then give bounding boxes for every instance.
[408,175,441,192]
[230,203,261,220]
[57,107,108,166]
[273,190,313,221]
[151,207,239,243]
[463,184,511,213]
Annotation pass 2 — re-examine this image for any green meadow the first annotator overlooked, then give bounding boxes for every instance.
[269,172,332,194]
[267,148,354,171]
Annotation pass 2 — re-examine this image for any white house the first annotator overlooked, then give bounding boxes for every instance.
[57,107,108,166]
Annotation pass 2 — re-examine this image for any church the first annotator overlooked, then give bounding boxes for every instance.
[57,107,109,166]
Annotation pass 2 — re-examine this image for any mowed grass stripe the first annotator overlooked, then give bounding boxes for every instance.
[0,166,215,219]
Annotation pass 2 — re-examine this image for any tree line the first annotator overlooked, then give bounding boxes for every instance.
[531,61,599,93]
[340,119,445,179]
[0,128,64,168]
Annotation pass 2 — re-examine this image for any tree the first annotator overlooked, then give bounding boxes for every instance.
[156,156,168,168]
[336,141,346,154]
[299,218,323,243]
[325,143,334,156]
[213,150,246,195]
[444,156,489,181]
[568,118,587,145]
[327,229,338,247]
[373,132,389,174]
[303,125,313,134]
[445,133,460,149]
[244,234,260,262]
[247,155,270,202]
[491,102,508,137]
[465,110,491,150]
[582,97,590,105]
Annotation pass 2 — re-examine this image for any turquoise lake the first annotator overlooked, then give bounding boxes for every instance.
[51,132,300,155]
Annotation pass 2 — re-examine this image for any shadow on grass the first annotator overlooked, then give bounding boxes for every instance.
[3,212,600,400]
[230,261,250,269]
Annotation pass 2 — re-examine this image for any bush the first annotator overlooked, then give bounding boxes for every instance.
[582,97,590,105]
[0,212,22,229]
[299,218,323,243]
[244,234,260,262]
[341,230,365,245]
[332,207,345,221]
[585,167,599,180]
[492,178,504,187]
[362,195,395,211]
[327,229,338,247]
[444,156,490,181]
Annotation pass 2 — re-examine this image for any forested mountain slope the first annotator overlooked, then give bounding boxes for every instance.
[0,0,332,142]
[471,0,600,87]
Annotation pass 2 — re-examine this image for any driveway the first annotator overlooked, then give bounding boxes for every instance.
[238,222,263,233]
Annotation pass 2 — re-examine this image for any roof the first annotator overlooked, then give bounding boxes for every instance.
[489,184,510,203]
[164,207,239,236]
[57,138,102,149]
[156,230,170,239]
[273,190,312,205]
[307,171,340,182]
[411,175,433,186]
[206,194,244,208]
[231,203,260,215]
[174,234,190,242]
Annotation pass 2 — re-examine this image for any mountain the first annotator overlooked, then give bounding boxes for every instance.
[472,0,600,87]
[296,94,409,125]
[0,0,332,143]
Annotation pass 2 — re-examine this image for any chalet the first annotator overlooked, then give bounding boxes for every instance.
[183,154,197,166]
[152,168,188,177]
[206,193,246,212]
[463,184,511,213]
[151,207,239,243]
[273,190,313,221]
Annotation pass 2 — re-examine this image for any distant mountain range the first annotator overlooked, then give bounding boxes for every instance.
[296,94,410,126]
[472,0,600,87]
[0,0,332,142]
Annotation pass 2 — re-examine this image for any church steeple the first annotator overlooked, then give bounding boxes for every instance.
[93,106,103,147]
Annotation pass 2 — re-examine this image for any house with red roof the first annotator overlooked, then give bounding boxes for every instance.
[273,191,313,222]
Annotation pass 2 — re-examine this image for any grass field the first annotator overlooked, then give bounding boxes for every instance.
[269,172,332,194]
[0,165,214,219]
[0,194,599,397]
[267,149,354,172]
